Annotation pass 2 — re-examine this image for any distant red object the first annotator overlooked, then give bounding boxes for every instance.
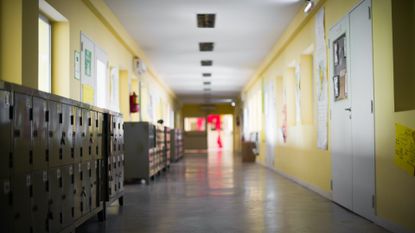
[130,92,139,113]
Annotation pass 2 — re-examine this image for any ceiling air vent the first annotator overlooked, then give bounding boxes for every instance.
[201,60,213,66]
[203,88,211,92]
[197,14,216,28]
[203,81,211,85]
[202,73,211,77]
[199,42,214,52]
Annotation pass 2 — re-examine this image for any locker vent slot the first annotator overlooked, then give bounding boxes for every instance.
[29,150,33,164]
[80,148,83,157]
[59,148,63,160]
[29,185,33,197]
[71,148,74,158]
[9,106,13,119]
[59,212,63,224]
[45,149,49,162]
[70,115,74,125]
[89,146,91,155]
[88,117,91,126]
[45,111,49,122]
[46,181,49,191]
[96,119,98,127]
[59,113,63,124]
[80,116,83,126]
[9,152,13,168]
[30,108,33,120]
[59,177,62,188]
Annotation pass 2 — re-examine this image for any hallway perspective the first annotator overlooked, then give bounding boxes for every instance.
[78,151,389,233]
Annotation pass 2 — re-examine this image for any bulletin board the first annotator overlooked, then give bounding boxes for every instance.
[332,34,348,101]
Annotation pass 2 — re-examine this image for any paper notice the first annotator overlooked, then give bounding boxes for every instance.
[395,123,415,167]
[82,84,94,105]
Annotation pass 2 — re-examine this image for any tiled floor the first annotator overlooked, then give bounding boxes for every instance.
[77,150,390,233]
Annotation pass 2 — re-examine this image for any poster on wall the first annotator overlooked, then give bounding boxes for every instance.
[295,63,302,125]
[264,78,277,168]
[394,123,415,175]
[281,80,288,143]
[315,8,329,150]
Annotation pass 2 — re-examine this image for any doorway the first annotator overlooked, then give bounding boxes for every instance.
[207,114,234,151]
[329,0,375,221]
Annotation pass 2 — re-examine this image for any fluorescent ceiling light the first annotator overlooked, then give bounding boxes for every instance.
[304,0,314,13]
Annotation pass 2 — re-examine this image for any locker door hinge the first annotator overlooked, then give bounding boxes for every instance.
[371,100,374,113]
[330,180,333,190]
[372,194,376,209]
[368,7,371,19]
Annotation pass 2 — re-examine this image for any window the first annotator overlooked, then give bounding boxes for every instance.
[184,117,206,132]
[38,15,51,93]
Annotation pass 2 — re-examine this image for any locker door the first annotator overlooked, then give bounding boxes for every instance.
[61,104,72,165]
[82,162,91,214]
[13,93,32,173]
[90,160,98,210]
[96,113,103,159]
[48,101,63,168]
[48,168,63,233]
[68,106,76,163]
[73,163,82,220]
[62,165,74,228]
[0,90,12,178]
[119,155,124,193]
[32,97,48,170]
[82,109,91,161]
[0,178,13,233]
[31,170,49,233]
[74,108,83,163]
[12,173,33,233]
[90,111,97,160]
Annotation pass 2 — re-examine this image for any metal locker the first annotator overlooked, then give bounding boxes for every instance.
[96,113,103,160]
[48,167,63,233]
[0,90,12,178]
[12,173,33,233]
[82,109,91,161]
[73,163,82,220]
[31,170,49,233]
[90,160,98,210]
[74,108,84,163]
[62,165,74,228]
[32,97,48,170]
[48,101,63,168]
[61,104,72,165]
[82,162,91,214]
[13,93,32,173]
[0,178,13,233]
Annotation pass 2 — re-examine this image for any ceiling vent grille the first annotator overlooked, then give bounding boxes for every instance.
[203,87,211,91]
[197,14,216,28]
[199,42,214,52]
[203,81,211,85]
[202,73,211,77]
[201,60,213,66]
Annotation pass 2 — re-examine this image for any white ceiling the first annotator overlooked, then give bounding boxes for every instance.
[104,0,302,102]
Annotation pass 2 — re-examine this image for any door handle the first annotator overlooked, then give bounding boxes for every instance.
[344,107,352,112]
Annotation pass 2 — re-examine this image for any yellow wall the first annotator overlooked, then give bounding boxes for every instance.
[0,0,176,121]
[243,0,415,232]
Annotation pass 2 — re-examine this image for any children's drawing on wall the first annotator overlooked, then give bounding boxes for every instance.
[394,123,415,175]
[315,8,328,150]
[281,83,288,143]
[207,114,234,150]
[295,63,301,125]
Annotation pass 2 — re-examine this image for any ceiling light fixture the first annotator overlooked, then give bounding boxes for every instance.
[199,42,214,52]
[203,81,211,85]
[203,88,211,91]
[202,73,211,77]
[201,60,213,66]
[197,14,216,28]
[231,101,236,107]
[304,0,314,13]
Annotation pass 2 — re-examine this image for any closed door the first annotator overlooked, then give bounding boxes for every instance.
[330,0,375,221]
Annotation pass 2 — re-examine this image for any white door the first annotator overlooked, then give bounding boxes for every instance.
[330,0,375,221]
[329,16,353,210]
[350,0,375,220]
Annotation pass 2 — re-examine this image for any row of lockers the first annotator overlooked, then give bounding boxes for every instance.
[170,129,184,162]
[0,81,125,233]
[0,160,103,233]
[0,90,109,177]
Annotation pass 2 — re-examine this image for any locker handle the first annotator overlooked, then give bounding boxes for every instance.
[89,137,94,144]
[33,130,38,137]
[60,137,66,145]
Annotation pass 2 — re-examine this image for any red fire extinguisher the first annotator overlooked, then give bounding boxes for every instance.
[129,92,139,113]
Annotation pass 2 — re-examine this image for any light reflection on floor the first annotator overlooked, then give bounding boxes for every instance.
[77,150,391,233]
